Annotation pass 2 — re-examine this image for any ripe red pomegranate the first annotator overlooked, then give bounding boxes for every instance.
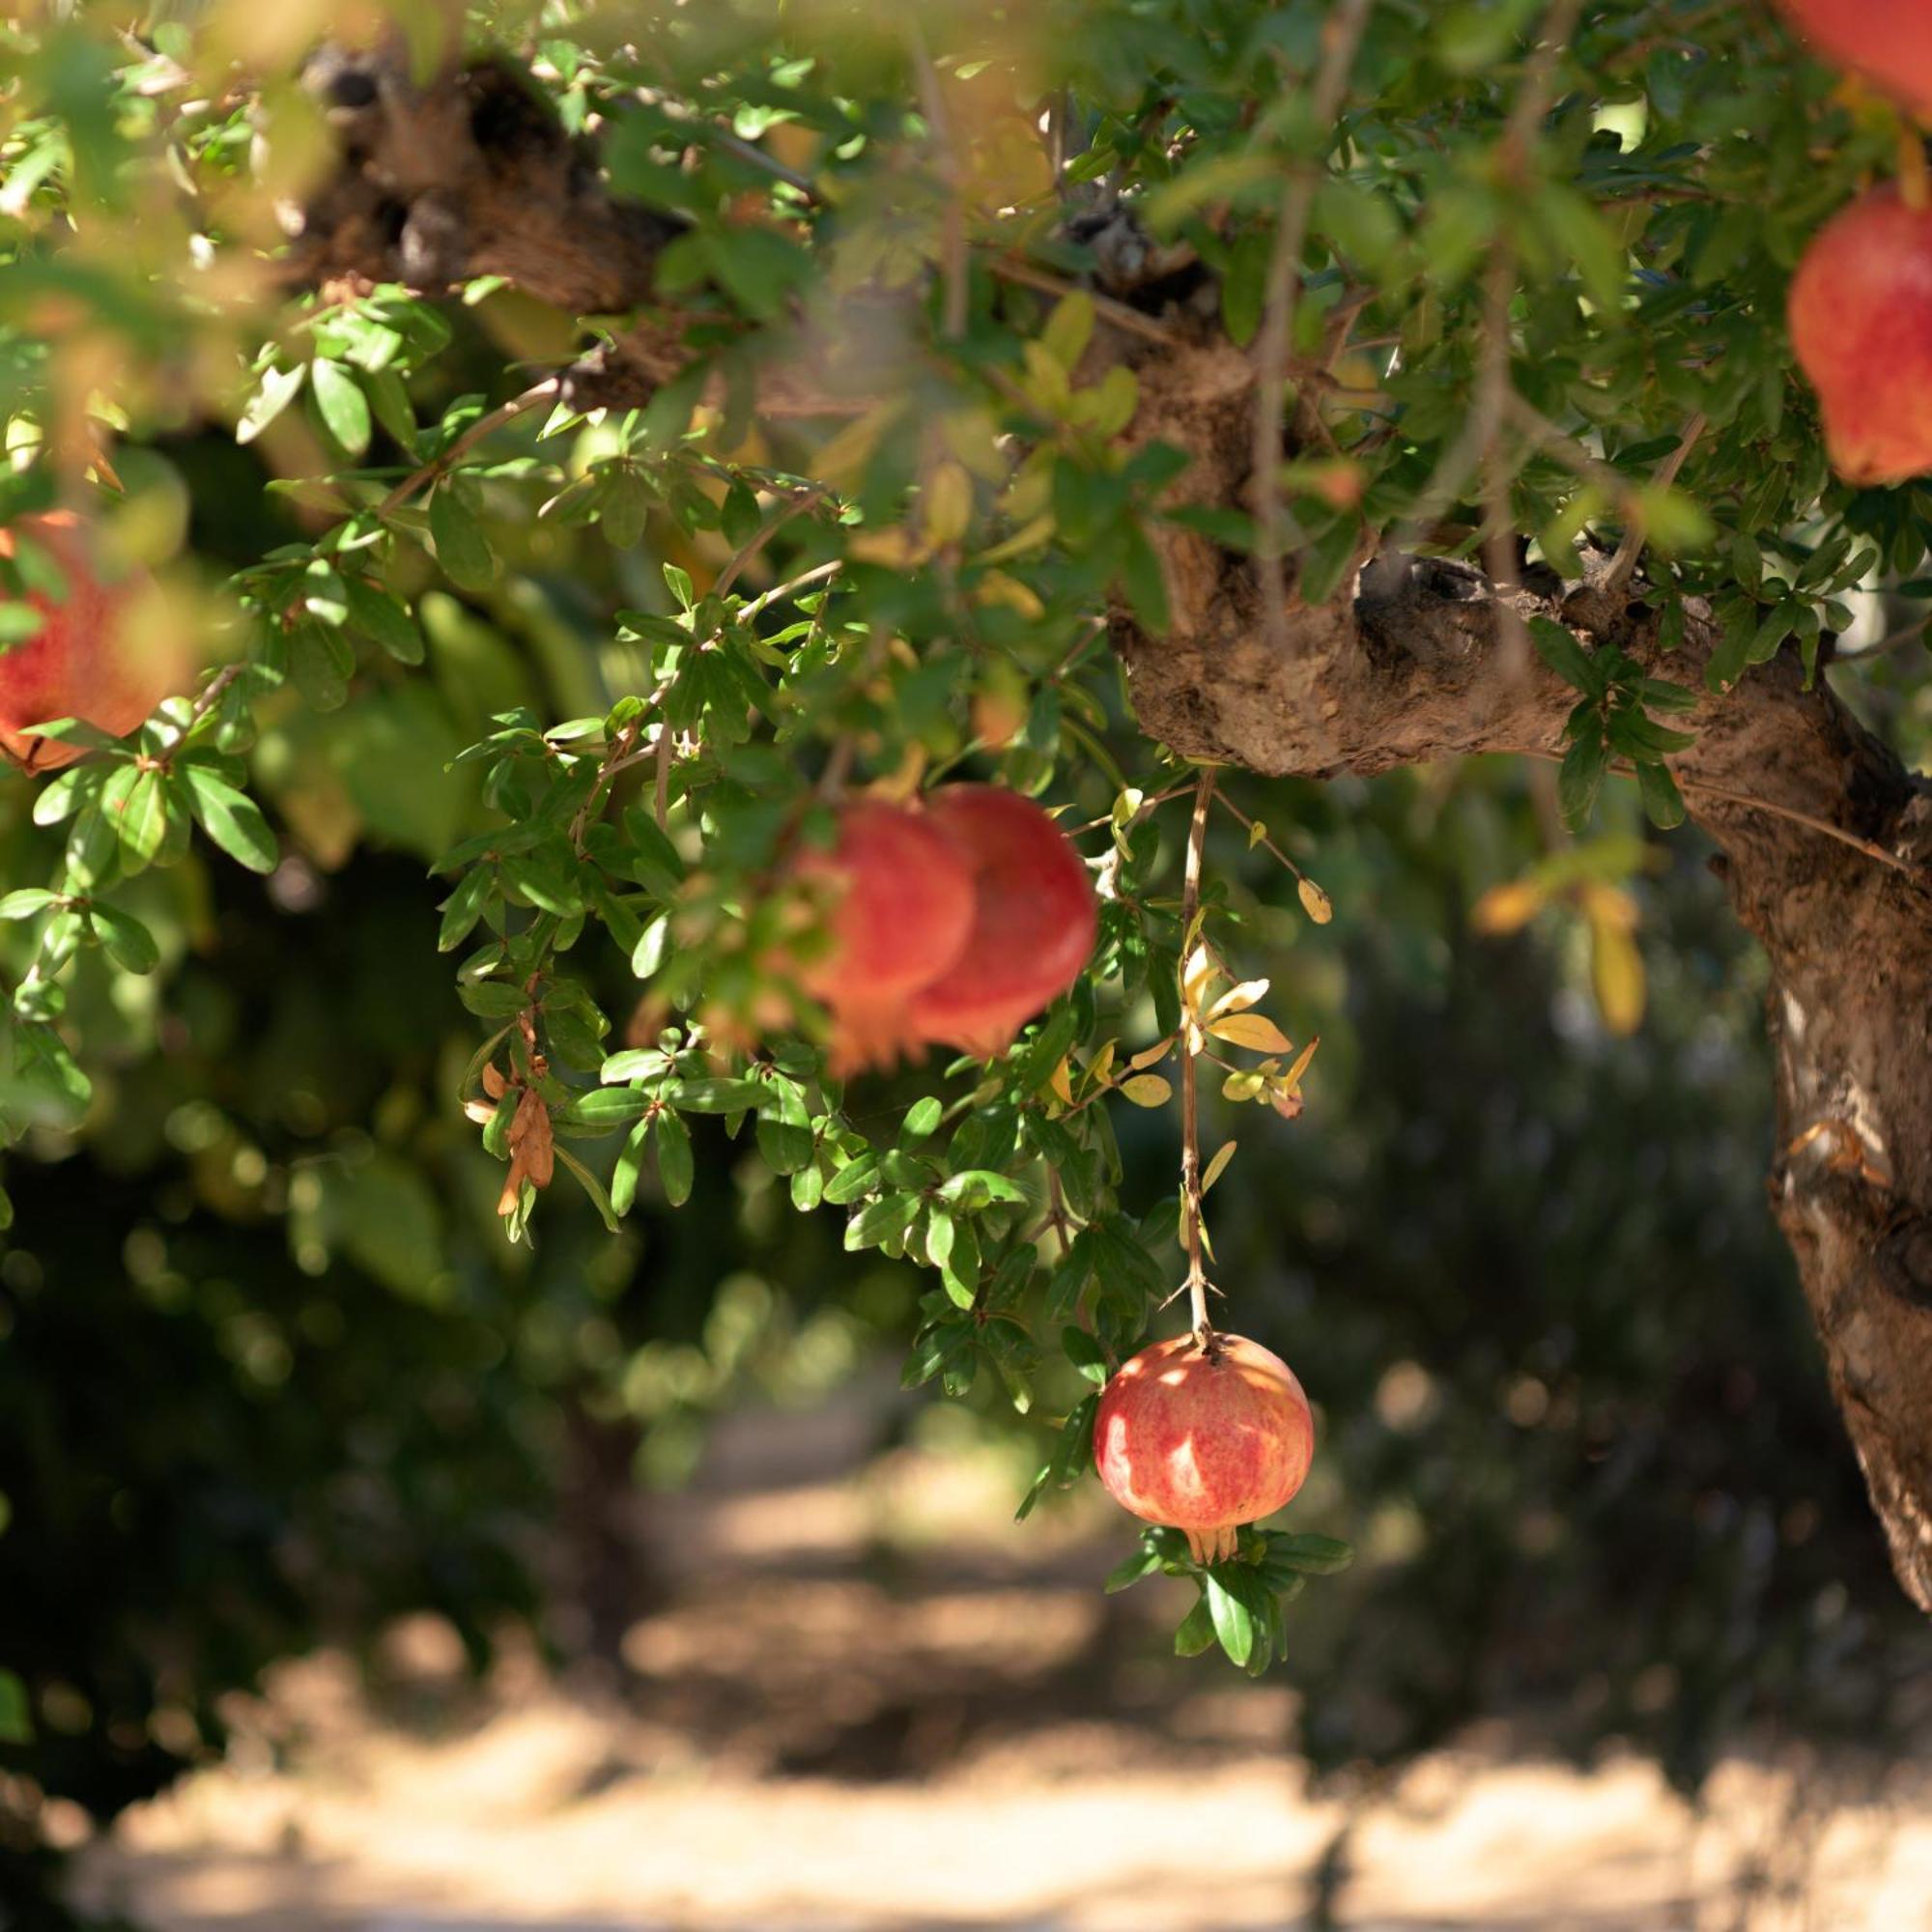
[1774,0,1932,120]
[1096,1332,1314,1563]
[789,797,976,1072]
[0,511,178,772]
[907,784,1097,1059]
[1789,186,1932,486]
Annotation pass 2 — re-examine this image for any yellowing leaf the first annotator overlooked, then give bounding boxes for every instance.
[1590,915,1645,1036]
[972,570,1043,618]
[922,460,974,547]
[1279,1035,1321,1092]
[1206,977,1269,1021]
[1208,1012,1294,1054]
[1222,1069,1264,1102]
[848,526,924,567]
[1119,1073,1174,1107]
[1472,879,1544,934]
[1049,1056,1074,1105]
[1297,877,1334,924]
[1089,1039,1118,1086]
[812,400,903,491]
[1181,943,1217,1015]
[1248,819,1267,849]
[1202,1140,1237,1195]
[1127,1036,1175,1072]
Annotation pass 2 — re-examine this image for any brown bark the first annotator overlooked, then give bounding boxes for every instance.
[288,51,1932,1611]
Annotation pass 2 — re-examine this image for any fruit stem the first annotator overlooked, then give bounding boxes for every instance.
[1180,767,1216,1349]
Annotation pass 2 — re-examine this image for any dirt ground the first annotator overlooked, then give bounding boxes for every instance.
[70,1392,1932,1932]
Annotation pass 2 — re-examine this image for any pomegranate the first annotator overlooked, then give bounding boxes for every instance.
[1773,0,1932,120]
[0,511,179,772]
[788,796,976,1072]
[1789,186,1932,485]
[1095,1332,1314,1564]
[907,784,1097,1059]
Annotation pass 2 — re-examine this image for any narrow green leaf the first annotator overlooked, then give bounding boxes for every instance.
[311,358,373,457]
[1636,758,1687,830]
[653,1108,695,1206]
[180,762,278,872]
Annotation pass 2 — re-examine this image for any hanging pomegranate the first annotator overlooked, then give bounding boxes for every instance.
[0,511,180,772]
[907,783,1097,1059]
[1095,1331,1315,1564]
[1789,185,1932,486]
[787,796,976,1072]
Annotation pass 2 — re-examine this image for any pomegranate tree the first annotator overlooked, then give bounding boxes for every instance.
[907,783,1097,1059]
[1774,0,1932,119]
[1789,186,1932,485]
[0,511,177,771]
[1095,1331,1314,1564]
[787,797,976,1071]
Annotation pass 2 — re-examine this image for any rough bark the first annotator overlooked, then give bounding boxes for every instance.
[287,48,1932,1612]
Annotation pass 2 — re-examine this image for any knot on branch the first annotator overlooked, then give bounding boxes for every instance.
[286,43,683,314]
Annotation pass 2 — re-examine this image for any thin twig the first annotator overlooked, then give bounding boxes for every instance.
[1252,0,1376,660]
[375,376,563,520]
[653,724,672,834]
[1179,769,1217,1348]
[909,28,969,341]
[1511,746,1921,878]
[1213,789,1310,884]
[713,485,830,598]
[739,556,842,622]
[1603,411,1706,597]
[987,259,1182,348]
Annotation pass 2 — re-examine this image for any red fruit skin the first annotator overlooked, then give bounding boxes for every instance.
[1789,187,1932,486]
[789,798,975,1072]
[907,784,1097,1059]
[0,512,177,772]
[1775,0,1932,120]
[1095,1333,1314,1562]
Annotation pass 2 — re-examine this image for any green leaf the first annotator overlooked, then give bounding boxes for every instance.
[823,1152,882,1206]
[653,1108,695,1206]
[345,577,426,664]
[102,765,169,868]
[438,867,495,952]
[237,362,305,444]
[1104,1543,1164,1593]
[311,358,373,456]
[553,1144,622,1231]
[845,1190,921,1252]
[1204,1570,1256,1666]
[1264,1532,1355,1576]
[938,1169,1029,1210]
[180,762,278,872]
[89,903,159,974]
[1528,617,1605,698]
[562,1088,652,1129]
[0,890,60,920]
[1635,758,1687,831]
[1557,729,1606,833]
[1061,1324,1110,1384]
[676,1076,763,1114]
[429,483,498,590]
[1173,1594,1217,1658]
